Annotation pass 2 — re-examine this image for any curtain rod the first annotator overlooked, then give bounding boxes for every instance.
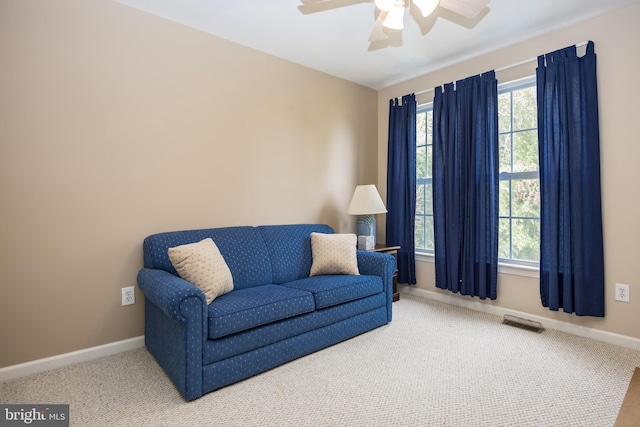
[414,41,589,96]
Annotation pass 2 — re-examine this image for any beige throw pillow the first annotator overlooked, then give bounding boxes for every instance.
[309,232,359,276]
[168,238,233,304]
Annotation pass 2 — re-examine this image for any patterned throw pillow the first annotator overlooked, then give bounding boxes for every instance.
[168,238,233,304]
[309,232,360,276]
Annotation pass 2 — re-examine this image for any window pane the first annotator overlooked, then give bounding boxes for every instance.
[513,130,538,173]
[416,183,425,215]
[417,146,427,178]
[425,215,435,250]
[499,134,511,173]
[512,179,540,217]
[426,110,433,144]
[425,182,433,215]
[498,92,511,133]
[512,218,540,261]
[499,180,510,217]
[512,86,537,130]
[426,145,433,178]
[416,112,426,147]
[415,216,425,249]
[499,218,511,258]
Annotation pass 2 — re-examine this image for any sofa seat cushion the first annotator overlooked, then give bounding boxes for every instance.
[204,293,387,365]
[208,284,315,339]
[282,275,383,309]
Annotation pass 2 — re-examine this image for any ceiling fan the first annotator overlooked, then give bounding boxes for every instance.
[300,0,491,42]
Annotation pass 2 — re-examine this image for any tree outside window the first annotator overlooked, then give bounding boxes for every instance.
[498,78,540,263]
[415,106,434,251]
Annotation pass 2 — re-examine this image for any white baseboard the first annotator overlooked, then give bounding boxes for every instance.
[0,336,145,384]
[399,285,640,351]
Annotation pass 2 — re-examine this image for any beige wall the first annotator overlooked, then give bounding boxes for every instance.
[0,0,378,367]
[378,4,640,340]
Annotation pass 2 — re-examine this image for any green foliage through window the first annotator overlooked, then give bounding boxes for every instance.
[415,106,434,251]
[498,78,540,263]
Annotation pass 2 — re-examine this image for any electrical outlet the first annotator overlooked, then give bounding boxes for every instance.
[122,286,135,306]
[615,283,630,303]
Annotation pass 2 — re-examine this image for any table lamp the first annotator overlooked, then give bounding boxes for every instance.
[347,184,387,250]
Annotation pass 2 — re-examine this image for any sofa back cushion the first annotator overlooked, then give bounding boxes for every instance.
[258,224,334,284]
[143,226,273,290]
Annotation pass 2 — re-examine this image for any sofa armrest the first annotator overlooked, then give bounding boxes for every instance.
[137,268,207,323]
[357,250,396,321]
[357,250,396,282]
[137,268,208,400]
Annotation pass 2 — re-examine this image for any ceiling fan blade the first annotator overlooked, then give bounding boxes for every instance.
[439,0,490,19]
[368,11,389,42]
[299,0,372,14]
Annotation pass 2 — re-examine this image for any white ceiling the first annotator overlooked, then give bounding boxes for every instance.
[114,0,640,90]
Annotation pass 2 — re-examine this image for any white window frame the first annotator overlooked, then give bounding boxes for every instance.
[415,103,434,254]
[497,76,540,268]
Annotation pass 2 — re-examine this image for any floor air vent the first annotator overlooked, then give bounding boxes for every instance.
[502,314,544,333]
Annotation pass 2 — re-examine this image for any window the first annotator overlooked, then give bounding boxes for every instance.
[415,105,434,252]
[414,76,540,265]
[498,77,540,264]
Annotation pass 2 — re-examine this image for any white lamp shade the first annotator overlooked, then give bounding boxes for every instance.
[413,0,440,17]
[347,185,388,215]
[374,0,396,12]
[383,4,405,30]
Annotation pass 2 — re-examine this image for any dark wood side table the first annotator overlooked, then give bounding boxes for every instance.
[372,244,401,302]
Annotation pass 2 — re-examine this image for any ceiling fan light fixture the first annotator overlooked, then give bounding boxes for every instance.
[413,0,440,17]
[374,0,396,12]
[383,4,405,29]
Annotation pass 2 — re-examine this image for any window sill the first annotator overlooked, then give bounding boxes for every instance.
[497,262,539,279]
[415,251,434,263]
[415,251,539,279]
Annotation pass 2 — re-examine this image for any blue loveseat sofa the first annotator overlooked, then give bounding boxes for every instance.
[137,224,396,400]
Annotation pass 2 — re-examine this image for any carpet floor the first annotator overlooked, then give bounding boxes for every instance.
[2,294,639,426]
